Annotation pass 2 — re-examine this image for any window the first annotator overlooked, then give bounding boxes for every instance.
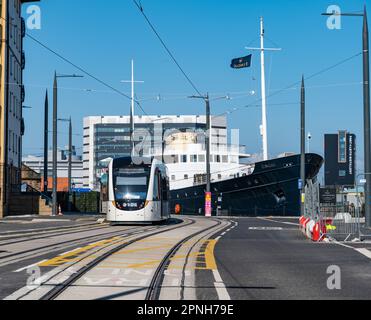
[338,131,347,163]
[184,174,189,180]
[171,175,176,181]
[339,170,346,177]
[198,155,205,162]
[181,155,187,163]
[222,155,228,163]
[166,155,178,164]
[216,155,221,163]
[190,155,197,163]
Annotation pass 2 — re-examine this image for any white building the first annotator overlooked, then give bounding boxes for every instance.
[83,115,246,191]
[22,147,84,189]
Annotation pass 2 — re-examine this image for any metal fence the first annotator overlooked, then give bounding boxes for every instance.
[304,181,361,242]
[318,204,361,242]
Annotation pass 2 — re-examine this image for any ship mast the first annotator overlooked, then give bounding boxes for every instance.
[246,17,281,161]
[260,17,268,161]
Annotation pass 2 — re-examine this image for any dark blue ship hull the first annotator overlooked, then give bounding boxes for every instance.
[170,153,324,217]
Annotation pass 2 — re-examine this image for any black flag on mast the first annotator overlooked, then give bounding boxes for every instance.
[230,54,252,69]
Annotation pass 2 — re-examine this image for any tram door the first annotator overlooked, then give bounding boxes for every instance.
[154,169,162,219]
[161,174,169,218]
[158,171,163,219]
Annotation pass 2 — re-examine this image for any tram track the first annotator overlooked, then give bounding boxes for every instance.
[38,218,196,300]
[0,224,111,247]
[145,218,227,300]
[0,223,171,269]
[0,221,105,238]
[15,217,230,301]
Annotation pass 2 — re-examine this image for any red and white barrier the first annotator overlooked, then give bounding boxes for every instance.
[299,216,328,242]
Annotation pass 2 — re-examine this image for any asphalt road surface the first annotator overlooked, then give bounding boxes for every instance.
[197,217,371,300]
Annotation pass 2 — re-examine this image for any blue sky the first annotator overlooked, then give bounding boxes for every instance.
[22,0,368,174]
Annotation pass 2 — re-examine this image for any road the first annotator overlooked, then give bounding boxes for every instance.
[196,217,371,300]
[1,215,371,300]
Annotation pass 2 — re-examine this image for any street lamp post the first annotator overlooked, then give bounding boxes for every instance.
[300,76,306,217]
[189,94,212,216]
[58,117,73,212]
[188,95,230,217]
[52,73,83,216]
[322,7,371,227]
[44,90,49,195]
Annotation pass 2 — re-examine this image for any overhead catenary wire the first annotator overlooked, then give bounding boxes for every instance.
[216,51,363,118]
[25,33,149,116]
[132,0,203,97]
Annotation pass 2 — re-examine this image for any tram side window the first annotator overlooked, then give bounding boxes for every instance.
[162,176,168,201]
[101,173,109,201]
[153,171,160,201]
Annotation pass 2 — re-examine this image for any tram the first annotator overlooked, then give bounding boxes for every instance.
[102,157,170,224]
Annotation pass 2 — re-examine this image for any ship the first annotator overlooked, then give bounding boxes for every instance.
[160,130,323,216]
[168,147,323,216]
[166,17,324,216]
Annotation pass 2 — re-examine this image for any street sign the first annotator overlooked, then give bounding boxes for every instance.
[298,179,303,190]
[72,188,92,193]
[320,188,337,205]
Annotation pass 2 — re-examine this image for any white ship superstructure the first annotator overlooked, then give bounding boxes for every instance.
[162,132,253,190]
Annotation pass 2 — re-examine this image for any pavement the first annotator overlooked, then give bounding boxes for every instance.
[196,217,371,300]
[0,214,105,234]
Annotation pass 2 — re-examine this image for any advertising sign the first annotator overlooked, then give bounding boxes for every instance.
[205,192,212,217]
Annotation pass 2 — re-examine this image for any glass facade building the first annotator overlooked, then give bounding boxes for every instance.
[83,116,227,191]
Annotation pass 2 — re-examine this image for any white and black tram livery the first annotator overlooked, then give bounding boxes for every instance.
[104,157,170,224]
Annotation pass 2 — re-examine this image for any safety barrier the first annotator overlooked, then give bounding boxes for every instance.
[318,206,361,242]
[300,180,361,242]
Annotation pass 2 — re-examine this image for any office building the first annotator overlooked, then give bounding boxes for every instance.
[324,131,356,188]
[83,115,228,191]
[0,0,40,218]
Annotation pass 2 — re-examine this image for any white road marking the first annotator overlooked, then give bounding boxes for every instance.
[332,241,354,249]
[13,260,47,273]
[212,270,231,300]
[257,217,299,226]
[58,248,82,256]
[355,248,371,259]
[249,227,283,231]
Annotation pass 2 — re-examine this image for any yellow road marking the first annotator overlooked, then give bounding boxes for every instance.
[113,244,174,255]
[100,239,219,270]
[38,237,122,267]
[203,239,218,270]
